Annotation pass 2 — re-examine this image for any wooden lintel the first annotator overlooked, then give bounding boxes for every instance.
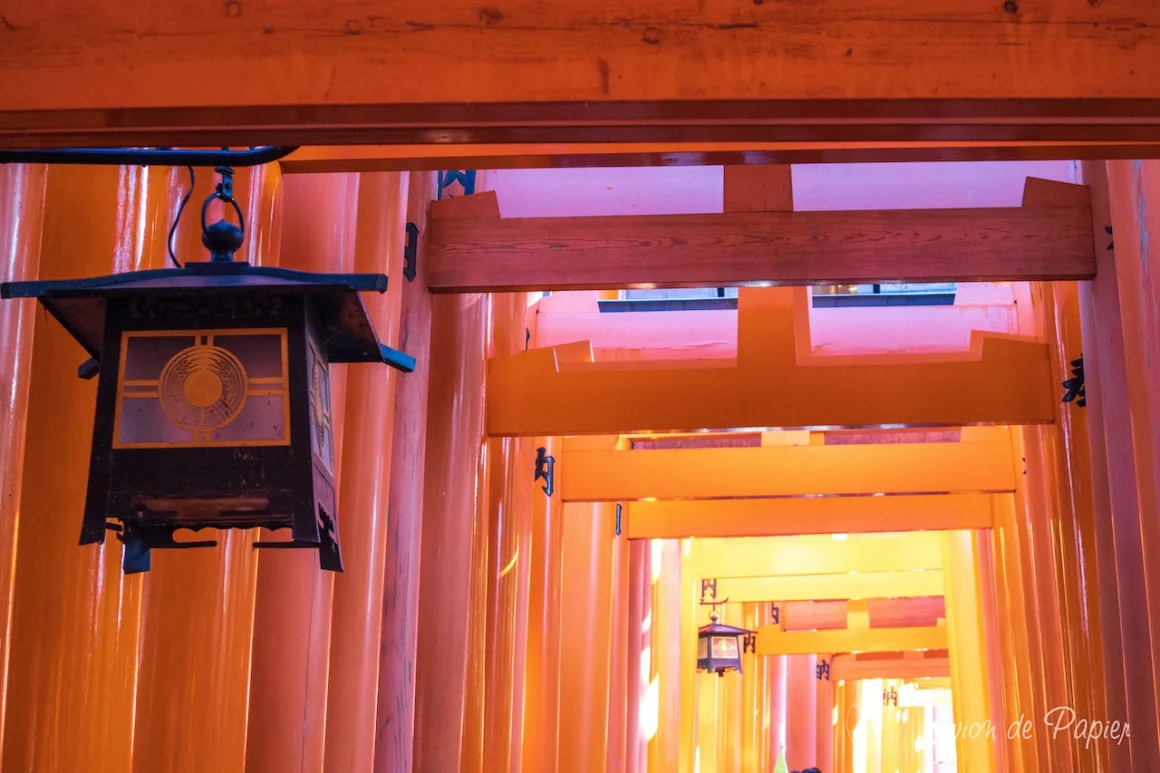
[755,624,948,656]
[716,571,945,603]
[7,2,1160,147]
[429,179,1093,292]
[781,598,947,632]
[562,440,1015,501]
[486,286,1054,435]
[626,494,997,539]
[276,143,1160,174]
[694,533,944,579]
[830,652,951,681]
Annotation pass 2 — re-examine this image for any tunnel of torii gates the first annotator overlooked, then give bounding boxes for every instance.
[7,6,1160,773]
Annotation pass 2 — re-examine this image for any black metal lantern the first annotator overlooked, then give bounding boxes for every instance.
[696,578,757,677]
[697,614,757,677]
[1,164,413,573]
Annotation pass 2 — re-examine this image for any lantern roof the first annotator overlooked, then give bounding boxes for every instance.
[1,261,414,372]
[697,618,757,637]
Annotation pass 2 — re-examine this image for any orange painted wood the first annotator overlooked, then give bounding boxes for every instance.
[558,503,617,773]
[782,598,945,631]
[487,287,1055,436]
[815,672,834,773]
[135,166,276,773]
[785,655,817,771]
[626,540,649,773]
[1077,160,1160,770]
[9,2,1160,148]
[3,166,143,773]
[480,292,529,772]
[607,533,630,773]
[521,434,565,771]
[1074,164,1132,772]
[374,172,437,773]
[428,189,1094,292]
[246,172,359,773]
[280,142,1160,174]
[412,278,490,772]
[322,172,409,772]
[0,163,44,750]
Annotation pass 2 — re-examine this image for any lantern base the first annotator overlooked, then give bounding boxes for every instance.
[100,494,343,574]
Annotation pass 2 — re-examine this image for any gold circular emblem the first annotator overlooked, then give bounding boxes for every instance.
[159,344,248,432]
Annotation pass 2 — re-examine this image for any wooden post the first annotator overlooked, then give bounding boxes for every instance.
[0,162,45,753]
[3,166,146,773]
[1077,159,1159,770]
[412,191,493,770]
[135,165,277,773]
[374,171,438,773]
[323,172,410,772]
[246,172,359,773]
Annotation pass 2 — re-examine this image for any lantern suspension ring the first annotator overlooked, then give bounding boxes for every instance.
[200,165,246,262]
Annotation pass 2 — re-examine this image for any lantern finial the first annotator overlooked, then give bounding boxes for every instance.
[201,164,246,262]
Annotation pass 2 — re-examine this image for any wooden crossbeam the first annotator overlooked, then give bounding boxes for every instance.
[428,179,1093,292]
[561,438,1015,501]
[755,624,948,656]
[718,571,945,603]
[277,143,1160,174]
[694,534,943,579]
[487,286,1054,435]
[626,494,997,539]
[781,598,947,632]
[830,652,951,681]
[6,3,1160,147]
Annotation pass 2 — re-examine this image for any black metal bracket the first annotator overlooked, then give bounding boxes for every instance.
[1062,354,1086,408]
[437,170,477,200]
[403,222,419,282]
[615,503,623,536]
[0,145,298,168]
[816,658,831,681]
[771,603,780,625]
[534,447,555,497]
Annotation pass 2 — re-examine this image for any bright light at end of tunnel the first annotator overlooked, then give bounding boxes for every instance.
[642,675,660,742]
[832,533,848,541]
[651,540,663,582]
[642,611,652,634]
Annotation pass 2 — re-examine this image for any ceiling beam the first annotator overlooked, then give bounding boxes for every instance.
[561,438,1015,501]
[718,571,944,603]
[830,652,951,681]
[755,624,948,656]
[427,179,1093,292]
[487,287,1055,435]
[277,143,1160,173]
[6,3,1160,147]
[694,533,943,578]
[782,598,947,632]
[626,494,997,539]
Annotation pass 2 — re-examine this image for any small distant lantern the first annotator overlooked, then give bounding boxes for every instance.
[696,578,757,677]
[1,164,413,573]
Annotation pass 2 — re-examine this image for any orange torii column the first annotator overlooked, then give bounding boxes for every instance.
[375,171,437,773]
[608,525,631,773]
[627,539,651,773]
[741,604,762,772]
[412,191,493,772]
[2,166,153,772]
[769,646,788,769]
[521,436,565,771]
[558,466,619,772]
[478,291,530,772]
[134,165,279,773]
[0,162,45,750]
[786,655,818,770]
[649,539,683,772]
[323,172,410,772]
[815,664,834,773]
[246,172,359,773]
[1077,160,1157,770]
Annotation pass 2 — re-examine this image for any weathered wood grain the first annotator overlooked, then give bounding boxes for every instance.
[428,192,1094,292]
[6,1,1160,146]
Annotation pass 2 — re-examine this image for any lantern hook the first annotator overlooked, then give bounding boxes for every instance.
[201,164,246,262]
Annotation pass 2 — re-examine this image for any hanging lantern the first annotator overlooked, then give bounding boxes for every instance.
[0,163,413,573]
[696,613,757,677]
